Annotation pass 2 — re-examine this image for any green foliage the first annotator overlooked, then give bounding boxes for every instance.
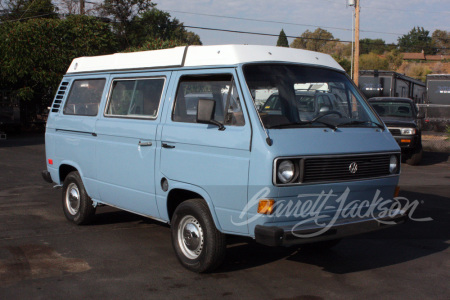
[276,29,289,47]
[360,38,386,55]
[359,53,389,70]
[127,8,201,48]
[124,38,186,52]
[0,15,117,106]
[432,29,450,55]
[406,64,432,82]
[100,0,155,48]
[385,50,404,70]
[398,27,435,55]
[290,28,334,52]
[0,0,58,21]
[335,56,351,74]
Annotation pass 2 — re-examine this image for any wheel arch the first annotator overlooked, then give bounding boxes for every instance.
[165,183,223,232]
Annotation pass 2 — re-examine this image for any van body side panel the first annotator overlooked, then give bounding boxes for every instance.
[52,75,110,199]
[93,72,171,217]
[160,69,252,234]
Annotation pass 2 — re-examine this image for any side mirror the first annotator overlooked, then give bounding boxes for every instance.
[197,99,225,131]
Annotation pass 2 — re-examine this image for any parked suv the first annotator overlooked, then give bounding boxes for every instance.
[368,97,423,165]
[42,45,406,273]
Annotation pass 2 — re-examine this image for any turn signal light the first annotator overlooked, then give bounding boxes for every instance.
[394,186,400,198]
[258,199,275,215]
[401,139,411,143]
[48,159,53,165]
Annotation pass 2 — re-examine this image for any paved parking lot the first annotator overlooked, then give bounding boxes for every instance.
[0,134,449,299]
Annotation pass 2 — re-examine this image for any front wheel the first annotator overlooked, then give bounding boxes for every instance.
[405,145,423,165]
[171,199,226,273]
[62,171,96,225]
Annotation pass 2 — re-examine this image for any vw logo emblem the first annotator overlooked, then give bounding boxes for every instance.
[349,162,358,174]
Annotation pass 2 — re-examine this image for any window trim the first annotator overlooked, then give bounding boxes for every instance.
[63,78,107,117]
[103,76,166,120]
[171,73,245,126]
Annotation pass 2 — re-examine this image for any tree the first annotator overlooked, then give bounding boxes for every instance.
[359,53,389,70]
[124,38,187,52]
[290,28,334,52]
[99,0,155,48]
[432,29,450,55]
[276,29,289,47]
[0,15,117,117]
[360,38,386,55]
[127,8,201,47]
[0,0,58,21]
[398,27,434,55]
[385,50,404,70]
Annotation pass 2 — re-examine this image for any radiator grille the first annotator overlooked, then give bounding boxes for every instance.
[274,153,398,185]
[303,154,391,183]
[388,128,401,135]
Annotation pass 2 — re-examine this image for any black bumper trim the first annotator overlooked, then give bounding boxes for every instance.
[255,212,408,247]
[41,170,53,184]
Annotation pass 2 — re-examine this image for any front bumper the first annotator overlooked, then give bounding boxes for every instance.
[41,170,53,184]
[392,135,420,150]
[255,209,408,247]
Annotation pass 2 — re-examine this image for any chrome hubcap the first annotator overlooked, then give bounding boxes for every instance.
[66,183,80,215]
[178,215,204,259]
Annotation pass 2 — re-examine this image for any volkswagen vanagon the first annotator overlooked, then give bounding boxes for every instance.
[42,45,406,272]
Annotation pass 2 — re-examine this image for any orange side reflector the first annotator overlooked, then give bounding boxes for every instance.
[48,159,53,165]
[258,199,275,215]
[394,186,400,198]
[401,139,411,143]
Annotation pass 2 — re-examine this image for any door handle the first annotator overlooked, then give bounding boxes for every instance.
[162,143,175,149]
[138,141,152,147]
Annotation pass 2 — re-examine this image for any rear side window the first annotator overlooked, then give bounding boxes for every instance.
[172,74,245,126]
[105,78,165,118]
[63,79,106,116]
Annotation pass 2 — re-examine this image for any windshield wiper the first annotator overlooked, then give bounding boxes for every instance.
[337,120,385,130]
[267,120,337,130]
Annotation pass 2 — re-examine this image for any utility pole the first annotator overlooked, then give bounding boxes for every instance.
[353,0,360,85]
[80,0,85,15]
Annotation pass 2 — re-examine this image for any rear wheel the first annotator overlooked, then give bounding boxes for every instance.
[171,199,226,273]
[62,171,96,225]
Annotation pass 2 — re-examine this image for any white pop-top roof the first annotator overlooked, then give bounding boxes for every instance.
[66,45,344,74]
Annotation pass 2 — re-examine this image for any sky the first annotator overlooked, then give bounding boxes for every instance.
[153,0,450,46]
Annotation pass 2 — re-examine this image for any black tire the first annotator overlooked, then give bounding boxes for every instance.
[405,146,423,166]
[171,199,226,273]
[300,239,341,252]
[62,171,96,225]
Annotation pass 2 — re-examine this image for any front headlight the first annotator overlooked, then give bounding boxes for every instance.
[389,155,399,174]
[277,160,296,183]
[400,128,416,135]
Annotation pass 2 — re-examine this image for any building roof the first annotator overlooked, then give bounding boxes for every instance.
[402,52,426,60]
[66,45,344,74]
[425,55,450,61]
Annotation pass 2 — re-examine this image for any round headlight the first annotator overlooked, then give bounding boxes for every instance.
[277,160,295,183]
[389,155,399,174]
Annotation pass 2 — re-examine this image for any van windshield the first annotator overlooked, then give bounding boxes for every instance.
[243,64,381,129]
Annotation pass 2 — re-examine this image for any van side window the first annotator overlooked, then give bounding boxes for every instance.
[63,79,106,116]
[173,74,245,126]
[106,78,165,118]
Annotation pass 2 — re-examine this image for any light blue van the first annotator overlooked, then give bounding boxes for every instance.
[42,45,407,272]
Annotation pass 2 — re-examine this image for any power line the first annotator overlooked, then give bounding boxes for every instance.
[183,25,450,51]
[165,9,405,36]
